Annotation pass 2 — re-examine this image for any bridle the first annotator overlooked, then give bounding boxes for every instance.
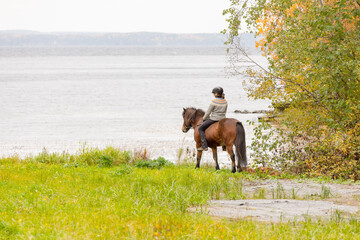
[184,124,192,132]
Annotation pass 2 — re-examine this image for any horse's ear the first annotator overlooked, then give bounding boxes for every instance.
[182,108,186,117]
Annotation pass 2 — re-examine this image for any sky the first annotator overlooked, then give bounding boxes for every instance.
[0,0,231,33]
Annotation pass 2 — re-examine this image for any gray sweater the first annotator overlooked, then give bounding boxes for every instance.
[203,98,228,121]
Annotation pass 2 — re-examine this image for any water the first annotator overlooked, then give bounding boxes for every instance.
[0,46,269,165]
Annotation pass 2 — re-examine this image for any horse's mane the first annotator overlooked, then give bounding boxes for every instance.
[185,107,204,115]
[194,108,205,117]
[183,107,205,121]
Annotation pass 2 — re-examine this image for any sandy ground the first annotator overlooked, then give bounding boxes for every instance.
[191,179,360,222]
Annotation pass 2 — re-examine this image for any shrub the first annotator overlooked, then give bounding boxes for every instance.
[29,149,72,164]
[250,121,360,180]
[134,157,174,169]
[74,146,132,166]
[27,146,133,167]
[97,155,113,168]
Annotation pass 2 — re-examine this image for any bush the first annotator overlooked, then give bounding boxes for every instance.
[76,146,131,166]
[97,155,113,168]
[28,146,132,166]
[250,121,360,180]
[29,149,73,164]
[26,147,175,171]
[134,157,174,169]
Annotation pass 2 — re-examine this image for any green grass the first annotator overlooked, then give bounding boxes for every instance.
[0,148,359,239]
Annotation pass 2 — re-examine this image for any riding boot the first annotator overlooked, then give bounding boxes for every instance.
[198,131,208,151]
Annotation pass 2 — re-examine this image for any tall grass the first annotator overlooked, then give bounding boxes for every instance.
[0,148,359,239]
[27,146,132,166]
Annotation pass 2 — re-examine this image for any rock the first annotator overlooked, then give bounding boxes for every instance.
[204,199,359,222]
[234,110,272,114]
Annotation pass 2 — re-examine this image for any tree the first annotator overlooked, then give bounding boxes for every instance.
[223,0,360,179]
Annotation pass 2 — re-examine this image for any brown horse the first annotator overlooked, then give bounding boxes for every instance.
[182,107,247,172]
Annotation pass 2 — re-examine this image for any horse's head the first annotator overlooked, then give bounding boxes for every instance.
[181,107,196,133]
[182,107,205,133]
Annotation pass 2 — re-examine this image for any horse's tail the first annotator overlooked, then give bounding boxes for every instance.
[235,122,247,168]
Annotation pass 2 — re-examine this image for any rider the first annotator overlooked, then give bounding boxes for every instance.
[198,87,228,151]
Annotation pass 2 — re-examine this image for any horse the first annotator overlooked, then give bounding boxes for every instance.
[181,107,247,173]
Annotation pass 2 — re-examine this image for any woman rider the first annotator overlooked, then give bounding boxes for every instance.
[198,87,228,151]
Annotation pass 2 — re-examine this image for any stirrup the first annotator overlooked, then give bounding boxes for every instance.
[197,147,208,151]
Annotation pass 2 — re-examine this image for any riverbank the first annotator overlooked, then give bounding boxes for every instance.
[1,149,359,239]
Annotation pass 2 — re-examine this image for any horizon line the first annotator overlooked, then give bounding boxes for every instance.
[0,29,230,35]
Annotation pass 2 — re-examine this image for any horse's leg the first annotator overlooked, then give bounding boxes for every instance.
[237,149,242,172]
[226,146,236,173]
[195,150,203,169]
[212,147,220,170]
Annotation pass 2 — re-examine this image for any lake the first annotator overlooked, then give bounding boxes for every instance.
[0,46,269,166]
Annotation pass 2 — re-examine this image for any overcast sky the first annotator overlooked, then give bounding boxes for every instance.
[0,0,231,33]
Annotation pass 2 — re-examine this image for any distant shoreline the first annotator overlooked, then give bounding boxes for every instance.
[0,31,258,50]
[0,46,232,57]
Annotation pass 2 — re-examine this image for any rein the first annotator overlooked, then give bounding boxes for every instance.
[184,123,201,131]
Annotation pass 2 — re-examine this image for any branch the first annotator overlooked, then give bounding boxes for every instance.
[229,39,334,114]
[223,0,251,44]
[236,43,321,102]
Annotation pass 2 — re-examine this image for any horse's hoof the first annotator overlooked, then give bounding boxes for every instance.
[232,168,236,173]
[216,166,220,171]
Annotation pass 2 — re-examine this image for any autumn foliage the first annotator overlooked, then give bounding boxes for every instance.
[224,0,360,179]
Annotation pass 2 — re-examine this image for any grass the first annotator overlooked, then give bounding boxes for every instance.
[253,188,266,199]
[320,184,333,199]
[291,187,301,200]
[304,184,334,201]
[271,181,287,199]
[0,147,359,239]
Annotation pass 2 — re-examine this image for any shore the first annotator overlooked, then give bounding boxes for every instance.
[1,155,359,238]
